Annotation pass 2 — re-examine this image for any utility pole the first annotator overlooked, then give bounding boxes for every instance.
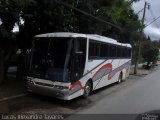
[134,2,148,74]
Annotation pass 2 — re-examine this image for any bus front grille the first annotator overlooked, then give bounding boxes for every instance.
[35,82,53,87]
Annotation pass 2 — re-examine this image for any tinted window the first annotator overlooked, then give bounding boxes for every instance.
[127,48,132,58]
[100,43,109,57]
[89,40,131,59]
[117,46,122,57]
[89,41,100,57]
[124,48,128,57]
[109,45,117,57]
[122,47,125,57]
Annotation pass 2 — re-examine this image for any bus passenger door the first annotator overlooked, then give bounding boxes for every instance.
[70,38,86,83]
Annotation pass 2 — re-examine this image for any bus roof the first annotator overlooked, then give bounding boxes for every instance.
[35,32,87,38]
[35,32,131,48]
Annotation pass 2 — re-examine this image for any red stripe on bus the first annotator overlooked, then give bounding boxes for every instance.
[69,81,83,90]
[92,63,112,80]
[93,63,129,81]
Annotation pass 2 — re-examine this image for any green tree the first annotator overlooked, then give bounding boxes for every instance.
[18,0,78,48]
[0,0,142,84]
[141,40,159,63]
[75,0,141,43]
[0,0,34,83]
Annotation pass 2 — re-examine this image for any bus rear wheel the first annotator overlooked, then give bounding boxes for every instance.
[83,81,92,98]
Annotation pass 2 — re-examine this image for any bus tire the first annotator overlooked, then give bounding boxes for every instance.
[117,72,122,84]
[83,81,92,98]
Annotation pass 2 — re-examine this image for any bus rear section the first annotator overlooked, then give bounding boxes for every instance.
[82,37,131,92]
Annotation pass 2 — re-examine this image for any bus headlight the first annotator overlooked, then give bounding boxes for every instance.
[27,77,34,84]
[54,85,68,90]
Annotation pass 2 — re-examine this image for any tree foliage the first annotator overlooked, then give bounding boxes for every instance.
[0,0,144,83]
[0,0,34,83]
[75,0,141,43]
[141,40,159,63]
[0,0,142,47]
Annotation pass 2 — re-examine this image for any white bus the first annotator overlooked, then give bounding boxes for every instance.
[26,32,132,100]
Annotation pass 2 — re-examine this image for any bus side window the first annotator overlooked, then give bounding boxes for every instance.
[117,46,122,58]
[122,47,126,58]
[100,43,109,57]
[127,48,132,58]
[121,47,130,58]
[89,40,100,58]
[124,47,128,57]
[109,45,117,58]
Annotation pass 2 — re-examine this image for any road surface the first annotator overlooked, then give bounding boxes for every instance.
[0,67,160,120]
[79,68,160,114]
[67,67,160,120]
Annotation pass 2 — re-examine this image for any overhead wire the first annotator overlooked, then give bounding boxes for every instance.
[149,8,160,28]
[145,16,160,28]
[54,0,122,30]
[147,7,160,33]
[136,8,145,14]
[54,0,160,34]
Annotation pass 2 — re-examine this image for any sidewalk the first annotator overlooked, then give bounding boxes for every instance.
[130,64,149,76]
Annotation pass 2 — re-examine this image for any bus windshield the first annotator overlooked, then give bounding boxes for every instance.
[30,37,86,83]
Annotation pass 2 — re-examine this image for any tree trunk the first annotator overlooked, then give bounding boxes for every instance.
[0,50,5,84]
[16,52,25,81]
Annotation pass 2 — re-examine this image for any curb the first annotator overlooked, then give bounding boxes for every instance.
[0,93,28,102]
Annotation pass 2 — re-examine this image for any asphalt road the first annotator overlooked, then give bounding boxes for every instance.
[67,67,160,120]
[0,66,160,120]
[78,67,160,114]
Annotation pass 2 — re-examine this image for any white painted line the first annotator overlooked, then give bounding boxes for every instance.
[0,93,27,102]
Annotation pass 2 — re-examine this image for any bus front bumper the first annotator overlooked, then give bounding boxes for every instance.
[27,83,71,100]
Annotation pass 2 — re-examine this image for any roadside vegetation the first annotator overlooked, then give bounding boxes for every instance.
[0,0,160,84]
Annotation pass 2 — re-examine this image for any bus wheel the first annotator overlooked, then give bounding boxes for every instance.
[117,72,122,84]
[83,81,92,98]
